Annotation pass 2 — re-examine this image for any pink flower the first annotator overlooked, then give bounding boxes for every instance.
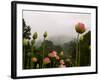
[52,51,57,55]
[59,64,66,68]
[48,53,55,57]
[43,57,51,64]
[31,57,37,62]
[75,22,86,34]
[48,51,57,58]
[55,55,60,60]
[60,60,65,65]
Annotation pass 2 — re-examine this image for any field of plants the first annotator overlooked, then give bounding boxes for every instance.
[23,19,91,69]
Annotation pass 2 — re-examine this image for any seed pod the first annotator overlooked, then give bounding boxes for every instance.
[31,39,35,45]
[43,31,47,38]
[23,38,29,46]
[33,32,38,39]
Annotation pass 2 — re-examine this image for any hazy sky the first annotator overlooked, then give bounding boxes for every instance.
[23,10,91,45]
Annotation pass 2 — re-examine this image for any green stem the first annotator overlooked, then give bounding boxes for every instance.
[53,61,55,67]
[26,56,30,69]
[76,34,79,66]
[42,38,45,68]
[78,37,80,66]
[31,39,35,69]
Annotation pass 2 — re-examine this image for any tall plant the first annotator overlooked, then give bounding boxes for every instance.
[42,31,48,68]
[31,32,38,68]
[75,22,86,66]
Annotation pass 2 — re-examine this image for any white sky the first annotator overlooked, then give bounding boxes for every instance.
[23,10,91,44]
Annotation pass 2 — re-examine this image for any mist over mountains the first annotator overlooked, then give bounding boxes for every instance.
[35,35,75,47]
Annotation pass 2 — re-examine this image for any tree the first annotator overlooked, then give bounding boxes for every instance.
[80,31,91,66]
[23,19,31,39]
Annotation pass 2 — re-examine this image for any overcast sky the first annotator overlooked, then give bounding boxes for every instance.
[23,10,91,45]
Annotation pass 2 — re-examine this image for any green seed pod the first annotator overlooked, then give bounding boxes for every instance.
[31,39,35,45]
[33,32,38,39]
[23,38,29,46]
[43,31,47,38]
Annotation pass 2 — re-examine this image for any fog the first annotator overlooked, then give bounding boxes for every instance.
[23,10,91,45]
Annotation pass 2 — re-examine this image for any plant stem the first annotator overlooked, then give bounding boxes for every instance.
[42,38,45,68]
[31,39,35,69]
[26,56,30,69]
[76,34,79,66]
[78,37,80,66]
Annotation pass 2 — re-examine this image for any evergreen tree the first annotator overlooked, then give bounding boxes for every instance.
[23,19,31,39]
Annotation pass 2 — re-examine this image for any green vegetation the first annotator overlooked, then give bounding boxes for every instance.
[23,19,91,69]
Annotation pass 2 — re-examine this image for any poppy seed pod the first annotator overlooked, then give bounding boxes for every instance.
[75,23,86,34]
[43,31,47,38]
[31,39,35,45]
[33,32,38,39]
[23,38,29,46]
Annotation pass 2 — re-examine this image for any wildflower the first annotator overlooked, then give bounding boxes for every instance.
[31,57,37,62]
[43,57,51,64]
[48,51,57,58]
[55,55,60,60]
[59,60,65,65]
[75,22,86,34]
[52,51,57,55]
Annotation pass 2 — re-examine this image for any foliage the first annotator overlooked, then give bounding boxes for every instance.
[23,19,31,39]
[22,20,91,69]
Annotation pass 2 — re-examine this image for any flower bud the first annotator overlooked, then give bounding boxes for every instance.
[48,51,57,58]
[31,39,35,45]
[43,31,47,38]
[60,51,64,56]
[43,57,51,64]
[75,22,86,34]
[60,60,65,65]
[33,32,38,39]
[31,57,37,62]
[55,55,60,60]
[23,38,29,46]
